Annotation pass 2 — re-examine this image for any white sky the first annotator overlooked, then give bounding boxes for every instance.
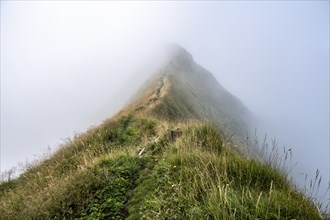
[1,1,329,203]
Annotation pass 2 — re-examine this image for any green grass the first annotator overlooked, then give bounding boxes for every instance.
[0,114,324,219]
[0,73,326,219]
[0,114,158,219]
[126,125,322,219]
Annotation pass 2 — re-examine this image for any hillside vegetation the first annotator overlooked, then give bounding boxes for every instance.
[0,46,325,219]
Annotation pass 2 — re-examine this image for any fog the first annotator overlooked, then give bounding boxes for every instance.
[1,1,329,203]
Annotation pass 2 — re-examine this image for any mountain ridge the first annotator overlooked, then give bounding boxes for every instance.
[0,45,324,219]
[131,44,251,141]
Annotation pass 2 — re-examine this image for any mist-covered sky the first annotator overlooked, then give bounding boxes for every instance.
[1,1,329,201]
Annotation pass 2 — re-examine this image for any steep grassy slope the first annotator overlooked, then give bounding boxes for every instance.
[139,46,251,140]
[0,115,322,219]
[0,46,324,219]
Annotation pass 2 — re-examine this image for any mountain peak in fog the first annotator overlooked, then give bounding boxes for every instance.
[166,43,194,63]
[134,44,252,140]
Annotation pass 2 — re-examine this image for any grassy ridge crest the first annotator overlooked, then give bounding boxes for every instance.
[0,63,326,218]
[0,112,323,219]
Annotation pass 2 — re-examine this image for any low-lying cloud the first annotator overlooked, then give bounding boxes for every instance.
[1,0,328,204]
